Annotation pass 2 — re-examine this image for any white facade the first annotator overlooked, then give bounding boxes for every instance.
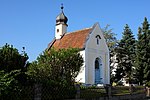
[76,23,110,85]
[76,50,86,83]
[55,24,67,39]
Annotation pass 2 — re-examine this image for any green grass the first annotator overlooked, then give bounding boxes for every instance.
[111,86,145,96]
[79,86,145,98]
[80,88,107,99]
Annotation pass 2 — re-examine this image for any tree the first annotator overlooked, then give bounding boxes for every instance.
[0,70,21,99]
[142,18,150,85]
[27,48,83,99]
[102,25,118,84]
[134,27,145,85]
[115,24,136,84]
[103,24,117,50]
[135,17,150,85]
[0,43,29,99]
[0,43,29,94]
[28,48,83,84]
[0,43,28,73]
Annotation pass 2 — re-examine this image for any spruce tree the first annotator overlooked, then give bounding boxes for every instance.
[142,18,150,84]
[135,17,150,85]
[134,27,145,85]
[115,24,136,84]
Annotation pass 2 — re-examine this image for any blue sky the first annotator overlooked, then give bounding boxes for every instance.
[0,0,150,62]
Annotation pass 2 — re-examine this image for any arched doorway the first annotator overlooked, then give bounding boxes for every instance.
[95,58,102,84]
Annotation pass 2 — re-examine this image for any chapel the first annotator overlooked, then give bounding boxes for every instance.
[48,5,110,85]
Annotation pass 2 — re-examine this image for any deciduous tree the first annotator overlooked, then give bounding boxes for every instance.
[27,48,83,84]
[0,43,28,73]
[102,25,118,84]
[27,48,83,99]
[0,43,28,98]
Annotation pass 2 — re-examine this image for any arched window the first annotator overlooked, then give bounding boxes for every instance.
[95,35,101,45]
[95,58,99,69]
[95,57,102,84]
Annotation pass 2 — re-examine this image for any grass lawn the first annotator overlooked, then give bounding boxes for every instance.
[79,86,145,98]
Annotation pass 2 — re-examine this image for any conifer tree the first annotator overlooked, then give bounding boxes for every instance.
[115,24,136,84]
[135,17,150,85]
[134,27,145,85]
[142,18,150,84]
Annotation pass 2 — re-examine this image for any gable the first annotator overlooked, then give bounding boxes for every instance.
[85,23,109,52]
[49,28,92,49]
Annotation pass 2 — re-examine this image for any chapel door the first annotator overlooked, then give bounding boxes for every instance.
[95,58,102,84]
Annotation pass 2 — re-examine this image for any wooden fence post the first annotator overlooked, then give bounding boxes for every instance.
[104,84,112,99]
[34,84,42,100]
[129,84,133,95]
[146,87,150,97]
[75,84,80,99]
[108,85,112,99]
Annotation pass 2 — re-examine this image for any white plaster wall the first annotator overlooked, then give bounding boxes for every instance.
[55,24,67,39]
[75,50,86,83]
[85,23,110,84]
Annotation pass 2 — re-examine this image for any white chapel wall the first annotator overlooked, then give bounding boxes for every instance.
[75,50,86,83]
[85,23,110,84]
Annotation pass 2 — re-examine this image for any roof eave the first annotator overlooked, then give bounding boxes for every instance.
[47,38,56,50]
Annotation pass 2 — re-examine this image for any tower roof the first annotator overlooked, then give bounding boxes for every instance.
[56,4,68,25]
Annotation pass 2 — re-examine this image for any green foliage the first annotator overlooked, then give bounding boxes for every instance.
[142,18,150,84]
[41,83,76,99]
[0,70,21,98]
[115,24,136,83]
[27,48,83,84]
[27,48,83,98]
[134,27,145,85]
[103,24,117,51]
[135,17,150,85]
[0,43,28,72]
[146,81,150,87]
[102,25,118,84]
[0,43,29,99]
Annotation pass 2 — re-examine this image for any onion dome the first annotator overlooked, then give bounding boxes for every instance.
[56,4,68,25]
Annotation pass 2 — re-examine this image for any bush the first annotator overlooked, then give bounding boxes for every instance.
[41,82,76,100]
[146,81,150,87]
[27,48,83,99]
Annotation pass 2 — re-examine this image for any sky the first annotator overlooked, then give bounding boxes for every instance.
[0,0,150,62]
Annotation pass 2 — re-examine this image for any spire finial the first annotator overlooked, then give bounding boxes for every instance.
[61,3,64,10]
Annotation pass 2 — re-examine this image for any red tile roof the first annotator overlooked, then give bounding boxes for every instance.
[49,28,92,49]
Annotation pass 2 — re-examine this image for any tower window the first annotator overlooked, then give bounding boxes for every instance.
[57,29,59,33]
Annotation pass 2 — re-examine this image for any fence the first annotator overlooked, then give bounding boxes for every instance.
[78,85,146,100]
[146,87,150,97]
[0,86,34,100]
[0,83,76,100]
[0,84,148,100]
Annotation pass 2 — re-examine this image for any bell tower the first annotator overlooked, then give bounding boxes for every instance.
[55,4,68,39]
